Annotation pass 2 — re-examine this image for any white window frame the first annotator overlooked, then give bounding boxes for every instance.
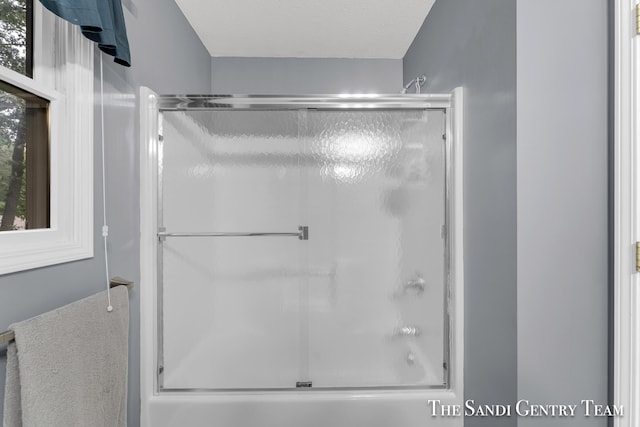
[0,2,93,274]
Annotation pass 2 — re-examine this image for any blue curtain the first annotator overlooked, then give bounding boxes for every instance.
[38,0,131,67]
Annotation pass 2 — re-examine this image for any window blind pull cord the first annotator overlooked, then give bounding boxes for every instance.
[99,52,113,313]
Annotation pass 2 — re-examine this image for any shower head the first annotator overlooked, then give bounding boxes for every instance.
[401,75,427,94]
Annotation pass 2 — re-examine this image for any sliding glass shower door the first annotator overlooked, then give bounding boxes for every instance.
[158,105,449,391]
[302,110,447,388]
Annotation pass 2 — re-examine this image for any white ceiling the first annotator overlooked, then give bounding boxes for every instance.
[174,0,436,59]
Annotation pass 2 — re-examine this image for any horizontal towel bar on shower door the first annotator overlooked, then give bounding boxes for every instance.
[158,226,309,241]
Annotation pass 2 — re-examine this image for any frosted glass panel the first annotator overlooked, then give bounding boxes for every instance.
[159,108,448,390]
[303,111,446,387]
[161,111,300,232]
[162,238,301,389]
[161,111,302,389]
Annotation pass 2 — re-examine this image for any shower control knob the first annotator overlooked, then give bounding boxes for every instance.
[403,273,426,295]
[393,325,422,338]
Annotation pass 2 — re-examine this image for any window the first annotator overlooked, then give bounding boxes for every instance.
[0,80,49,231]
[1,0,49,231]
[0,0,33,77]
[0,0,93,274]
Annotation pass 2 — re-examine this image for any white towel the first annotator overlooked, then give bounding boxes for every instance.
[3,287,129,427]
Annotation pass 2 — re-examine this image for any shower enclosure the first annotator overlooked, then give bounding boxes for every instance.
[140,89,464,427]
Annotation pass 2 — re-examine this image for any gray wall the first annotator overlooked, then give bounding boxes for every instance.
[211,57,402,93]
[403,1,517,426]
[0,1,211,426]
[405,1,609,426]
[517,1,608,426]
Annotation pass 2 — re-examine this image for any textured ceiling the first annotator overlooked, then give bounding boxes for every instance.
[174,0,435,58]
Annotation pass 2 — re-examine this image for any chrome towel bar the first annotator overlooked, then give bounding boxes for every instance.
[158,226,309,241]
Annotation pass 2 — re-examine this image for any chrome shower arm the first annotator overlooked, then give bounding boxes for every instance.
[401,75,427,94]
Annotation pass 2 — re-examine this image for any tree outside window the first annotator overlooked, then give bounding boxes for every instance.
[0,0,49,231]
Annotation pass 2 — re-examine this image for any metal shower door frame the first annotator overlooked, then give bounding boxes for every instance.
[151,93,459,393]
